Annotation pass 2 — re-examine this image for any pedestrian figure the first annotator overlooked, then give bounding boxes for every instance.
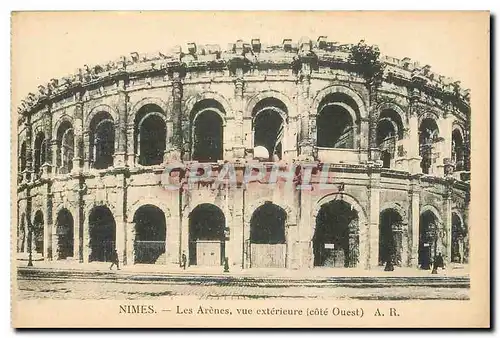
[109,249,120,270]
[181,251,187,270]
[223,257,229,273]
[436,252,445,269]
[384,257,394,272]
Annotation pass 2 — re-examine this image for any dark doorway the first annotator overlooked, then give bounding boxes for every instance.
[188,204,225,266]
[313,200,359,267]
[134,205,166,264]
[56,209,74,259]
[379,209,403,266]
[33,210,44,255]
[418,210,438,269]
[89,206,116,262]
[249,202,287,268]
[192,111,223,162]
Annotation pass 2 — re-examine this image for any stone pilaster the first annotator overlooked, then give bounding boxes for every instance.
[115,79,128,168]
[73,203,81,260]
[437,112,454,176]
[83,132,90,171]
[443,185,453,265]
[126,222,135,265]
[24,118,33,182]
[368,165,381,268]
[168,69,184,161]
[297,60,314,160]
[407,112,422,173]
[400,221,409,266]
[367,88,380,162]
[232,76,245,159]
[72,93,84,173]
[126,123,135,167]
[409,178,421,267]
[229,182,244,269]
[43,104,53,175]
[43,182,53,260]
[115,173,127,265]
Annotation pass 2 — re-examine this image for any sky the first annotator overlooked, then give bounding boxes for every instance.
[11,11,489,109]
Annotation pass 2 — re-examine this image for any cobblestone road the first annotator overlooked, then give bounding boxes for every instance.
[17,278,469,301]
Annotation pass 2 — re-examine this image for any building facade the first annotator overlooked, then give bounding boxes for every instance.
[16,37,470,271]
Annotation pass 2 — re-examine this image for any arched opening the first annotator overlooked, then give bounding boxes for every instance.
[317,93,360,149]
[418,210,439,269]
[192,111,223,162]
[18,213,26,253]
[379,209,403,266]
[56,208,74,259]
[56,121,74,174]
[89,112,115,169]
[133,205,166,264]
[134,105,167,166]
[313,199,359,267]
[249,202,287,268]
[452,129,465,172]
[252,98,287,161]
[190,100,225,163]
[33,210,44,256]
[451,213,467,263]
[188,204,225,266]
[88,206,116,262]
[377,110,404,168]
[34,132,46,175]
[419,118,440,174]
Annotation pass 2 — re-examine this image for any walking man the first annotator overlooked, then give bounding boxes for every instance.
[181,251,187,270]
[109,249,120,270]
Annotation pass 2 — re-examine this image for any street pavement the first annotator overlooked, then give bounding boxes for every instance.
[15,261,470,301]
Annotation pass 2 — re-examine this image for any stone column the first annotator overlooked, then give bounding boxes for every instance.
[24,118,33,182]
[43,183,53,260]
[438,113,454,176]
[368,88,380,162]
[232,76,246,159]
[407,113,422,173]
[44,104,53,175]
[368,166,381,268]
[359,118,370,154]
[443,187,453,265]
[230,184,244,269]
[409,179,421,267]
[115,79,128,168]
[298,167,314,269]
[115,173,127,265]
[168,69,184,161]
[73,204,80,260]
[180,191,190,264]
[126,123,136,167]
[400,221,409,266]
[297,62,314,160]
[126,222,135,265]
[82,205,90,263]
[72,93,84,173]
[83,132,90,171]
